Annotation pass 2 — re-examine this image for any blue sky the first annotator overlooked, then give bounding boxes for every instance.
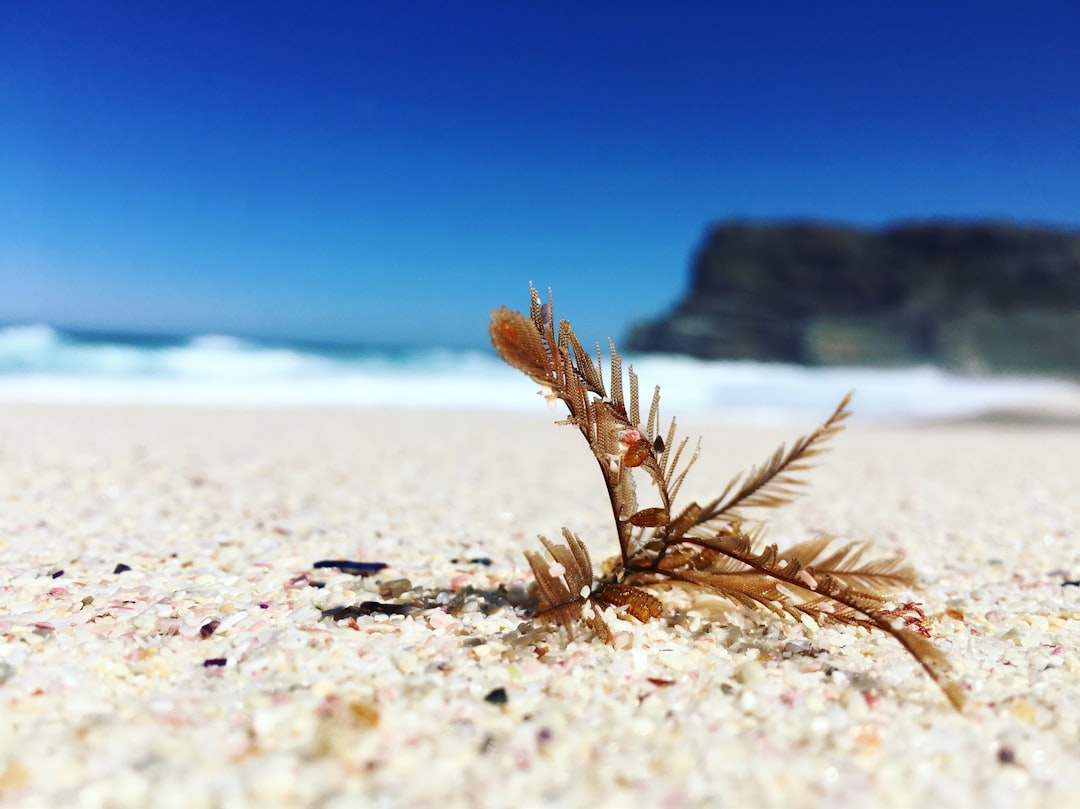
[2,2,1078,348]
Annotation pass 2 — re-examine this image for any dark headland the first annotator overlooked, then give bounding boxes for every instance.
[628,220,1080,376]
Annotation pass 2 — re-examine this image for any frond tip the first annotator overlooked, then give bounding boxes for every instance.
[524,529,663,643]
[524,529,605,642]
[697,391,853,524]
[492,286,966,711]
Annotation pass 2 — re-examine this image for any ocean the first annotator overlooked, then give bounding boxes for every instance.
[1,324,1078,423]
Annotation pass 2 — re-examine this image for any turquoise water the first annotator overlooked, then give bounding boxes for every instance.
[1,324,1076,422]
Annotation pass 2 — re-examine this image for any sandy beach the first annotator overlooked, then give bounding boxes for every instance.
[2,402,1079,808]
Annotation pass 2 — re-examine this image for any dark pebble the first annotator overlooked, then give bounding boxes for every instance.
[113,563,132,574]
[322,601,420,620]
[484,687,509,705]
[1062,580,1080,587]
[51,570,64,579]
[203,658,227,667]
[998,746,1017,765]
[312,560,388,576]
[200,620,221,639]
[308,581,326,589]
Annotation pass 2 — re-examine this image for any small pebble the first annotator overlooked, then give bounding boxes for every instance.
[734,660,766,685]
[379,578,413,598]
[200,620,221,639]
[321,602,420,621]
[312,560,388,576]
[450,574,471,590]
[484,687,509,705]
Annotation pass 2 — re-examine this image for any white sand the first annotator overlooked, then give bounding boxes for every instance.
[2,403,1079,808]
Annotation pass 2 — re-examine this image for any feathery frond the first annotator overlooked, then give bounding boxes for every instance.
[694,392,853,526]
[491,285,965,711]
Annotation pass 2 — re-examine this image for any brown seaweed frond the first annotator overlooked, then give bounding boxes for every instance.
[687,392,852,529]
[524,528,661,644]
[491,285,965,710]
[524,528,602,639]
[779,535,917,593]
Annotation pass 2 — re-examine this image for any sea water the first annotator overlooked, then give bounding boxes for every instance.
[1,324,1077,423]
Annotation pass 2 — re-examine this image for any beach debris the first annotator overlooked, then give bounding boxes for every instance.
[321,601,421,621]
[287,572,325,590]
[489,284,967,710]
[483,687,509,705]
[113,563,132,574]
[312,560,388,576]
[203,657,227,667]
[50,570,64,579]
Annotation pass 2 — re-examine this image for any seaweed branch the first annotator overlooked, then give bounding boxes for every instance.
[490,284,965,710]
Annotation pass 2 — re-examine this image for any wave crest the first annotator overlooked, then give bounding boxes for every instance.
[0,326,1077,421]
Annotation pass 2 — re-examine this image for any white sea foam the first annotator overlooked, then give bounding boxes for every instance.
[1,324,1078,422]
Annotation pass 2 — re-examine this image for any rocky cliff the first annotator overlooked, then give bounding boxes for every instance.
[626,220,1080,375]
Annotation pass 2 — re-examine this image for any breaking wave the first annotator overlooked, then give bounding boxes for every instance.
[1,324,1077,422]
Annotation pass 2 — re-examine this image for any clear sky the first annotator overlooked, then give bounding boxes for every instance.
[2,2,1078,348]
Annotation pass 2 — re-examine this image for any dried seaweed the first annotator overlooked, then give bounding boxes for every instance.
[321,602,422,620]
[490,284,965,710]
[312,560,389,576]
